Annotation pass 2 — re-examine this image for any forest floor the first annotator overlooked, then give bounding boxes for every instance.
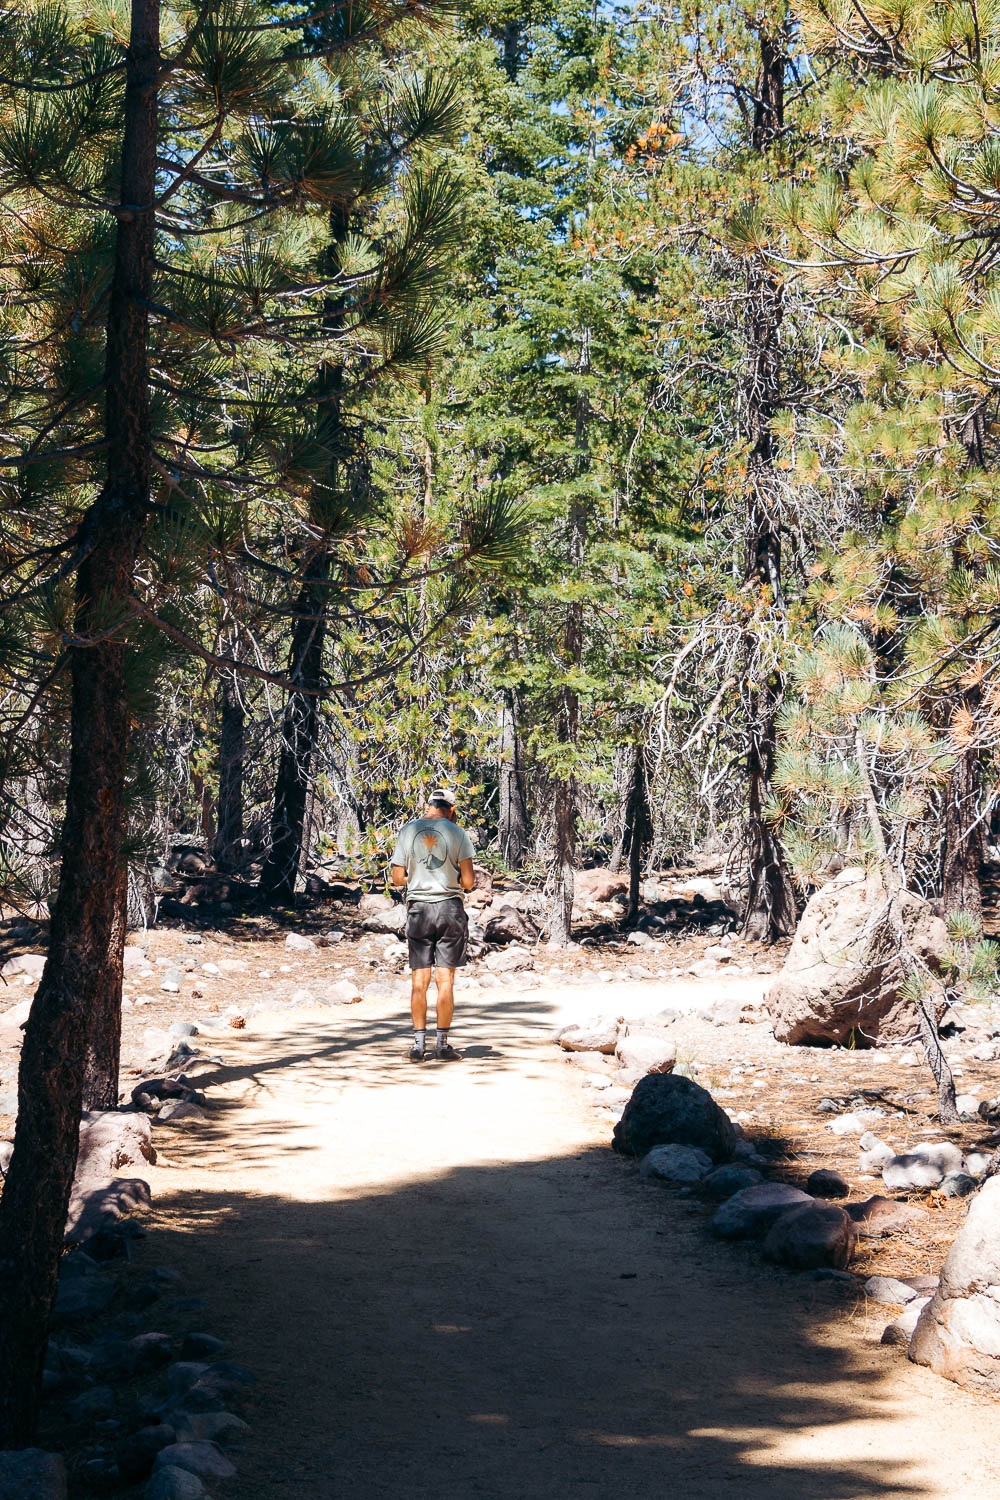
[5,911,1000,1494]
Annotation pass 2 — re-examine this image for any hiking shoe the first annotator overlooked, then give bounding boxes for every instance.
[409,1043,426,1063]
[434,1044,462,1062]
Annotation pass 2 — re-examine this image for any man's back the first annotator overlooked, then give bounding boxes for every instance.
[392,817,475,903]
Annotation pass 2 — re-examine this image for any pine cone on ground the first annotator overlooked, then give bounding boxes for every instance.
[229,1013,246,1029]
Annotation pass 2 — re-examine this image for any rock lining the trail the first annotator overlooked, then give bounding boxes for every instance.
[909,1176,1000,1391]
[612,1073,737,1162]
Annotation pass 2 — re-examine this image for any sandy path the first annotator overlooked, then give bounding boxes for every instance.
[148,982,1000,1499]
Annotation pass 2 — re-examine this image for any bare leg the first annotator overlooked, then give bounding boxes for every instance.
[434,967,456,1031]
[411,968,431,1031]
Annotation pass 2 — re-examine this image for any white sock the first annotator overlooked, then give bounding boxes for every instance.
[435,1029,448,1051]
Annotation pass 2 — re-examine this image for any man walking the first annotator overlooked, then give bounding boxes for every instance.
[391,788,476,1062]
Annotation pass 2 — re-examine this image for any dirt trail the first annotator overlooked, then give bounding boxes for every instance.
[148,982,1000,1499]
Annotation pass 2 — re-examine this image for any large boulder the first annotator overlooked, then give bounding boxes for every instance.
[0,1449,67,1499]
[483,905,538,946]
[612,1074,736,1162]
[909,1177,1000,1390]
[575,869,628,904]
[767,869,948,1046]
[78,1111,156,1176]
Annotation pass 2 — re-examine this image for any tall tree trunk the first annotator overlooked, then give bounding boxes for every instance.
[740,28,796,944]
[942,687,984,926]
[259,552,330,904]
[0,0,158,1441]
[498,691,530,867]
[214,672,245,873]
[622,745,653,928]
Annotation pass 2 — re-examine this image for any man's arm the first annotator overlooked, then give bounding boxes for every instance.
[459,858,476,893]
[391,864,407,888]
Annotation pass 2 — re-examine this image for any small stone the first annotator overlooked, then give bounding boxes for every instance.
[882,1142,964,1192]
[965,1152,991,1177]
[557,1018,620,1054]
[972,1040,1000,1062]
[169,1022,199,1039]
[864,1275,918,1306]
[858,1133,895,1174]
[161,972,181,994]
[639,1144,713,1183]
[322,979,363,1005]
[128,1332,175,1373]
[807,1168,849,1199]
[66,1383,116,1421]
[939,1171,977,1198]
[615,1030,676,1080]
[166,1362,211,1397]
[285,933,315,951]
[172,1411,250,1447]
[0,1449,67,1499]
[626,930,654,948]
[52,1276,115,1325]
[145,1466,205,1500]
[762,1202,857,1270]
[881,1296,931,1347]
[701,1164,764,1199]
[955,1093,981,1116]
[153,1442,236,1481]
[815,1098,841,1114]
[484,945,534,973]
[847,1195,928,1239]
[157,1101,207,1123]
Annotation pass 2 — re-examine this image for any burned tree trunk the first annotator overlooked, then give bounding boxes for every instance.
[498,691,530,867]
[740,27,796,944]
[259,551,330,904]
[214,672,245,873]
[0,0,159,1440]
[942,705,984,927]
[622,745,653,928]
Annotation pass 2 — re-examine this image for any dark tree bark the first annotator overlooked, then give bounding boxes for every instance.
[259,550,330,903]
[621,746,653,928]
[942,699,985,926]
[498,691,530,867]
[0,0,159,1442]
[740,27,796,944]
[214,672,245,873]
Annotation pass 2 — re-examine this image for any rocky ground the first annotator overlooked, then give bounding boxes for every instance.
[3,869,1000,1495]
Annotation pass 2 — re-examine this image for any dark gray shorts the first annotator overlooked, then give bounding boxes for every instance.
[406,898,468,970]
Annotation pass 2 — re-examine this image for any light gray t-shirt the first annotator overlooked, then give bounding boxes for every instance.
[391,817,475,903]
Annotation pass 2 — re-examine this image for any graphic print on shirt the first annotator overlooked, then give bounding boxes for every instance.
[419,829,450,872]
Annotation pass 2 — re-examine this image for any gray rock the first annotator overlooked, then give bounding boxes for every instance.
[846,1195,928,1239]
[78,1111,156,1176]
[762,1202,857,1270]
[612,1073,737,1162]
[321,979,363,1005]
[153,1441,236,1481]
[484,945,534,973]
[702,1164,764,1199]
[66,1383,116,1422]
[65,1176,151,1241]
[285,932,315,950]
[858,1131,895,1173]
[615,1029,676,1079]
[128,1332,175,1373]
[157,1100,207,1123]
[0,1094,17,1118]
[557,1018,620,1054]
[639,1144,713,1183]
[169,1022,199,1039]
[52,1275,115,1326]
[807,1168,850,1199]
[166,1362,210,1398]
[909,1176,1000,1389]
[712,1182,814,1240]
[145,1466,204,1500]
[626,930,654,948]
[0,1449,67,1499]
[172,1411,250,1447]
[865,1275,918,1306]
[360,907,407,935]
[882,1297,931,1347]
[142,1028,173,1065]
[0,953,46,978]
[939,1172,977,1199]
[882,1142,964,1192]
[483,906,538,945]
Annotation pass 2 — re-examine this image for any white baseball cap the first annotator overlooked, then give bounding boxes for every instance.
[428,786,456,806]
